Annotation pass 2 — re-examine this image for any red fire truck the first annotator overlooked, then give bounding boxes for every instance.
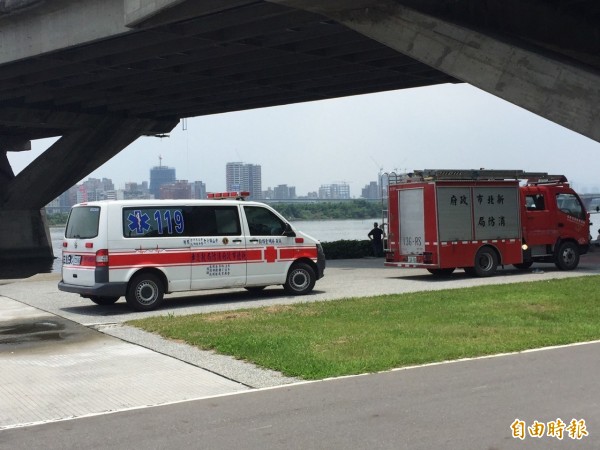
[384,170,590,276]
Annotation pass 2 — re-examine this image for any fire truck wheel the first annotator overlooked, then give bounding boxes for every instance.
[126,273,165,311]
[427,268,455,276]
[554,241,579,270]
[473,247,498,277]
[284,263,316,295]
[89,296,120,305]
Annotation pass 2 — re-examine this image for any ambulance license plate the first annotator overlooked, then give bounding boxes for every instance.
[64,255,82,265]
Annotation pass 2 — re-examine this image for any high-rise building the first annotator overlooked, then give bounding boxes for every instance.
[273,184,296,200]
[226,162,262,200]
[319,183,350,199]
[192,181,207,199]
[361,181,379,199]
[226,162,244,192]
[150,157,176,198]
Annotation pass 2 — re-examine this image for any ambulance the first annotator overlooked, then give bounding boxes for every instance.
[58,192,326,311]
[384,170,590,276]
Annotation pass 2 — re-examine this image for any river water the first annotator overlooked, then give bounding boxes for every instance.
[46,219,379,274]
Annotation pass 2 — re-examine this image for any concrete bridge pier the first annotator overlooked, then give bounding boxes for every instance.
[0,208,53,261]
[0,116,177,263]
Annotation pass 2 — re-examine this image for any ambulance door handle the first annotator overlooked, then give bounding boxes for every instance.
[249,239,259,243]
[232,239,242,243]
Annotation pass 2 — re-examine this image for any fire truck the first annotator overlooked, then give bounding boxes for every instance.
[384,170,590,276]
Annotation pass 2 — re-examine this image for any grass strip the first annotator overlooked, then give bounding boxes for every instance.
[128,275,600,380]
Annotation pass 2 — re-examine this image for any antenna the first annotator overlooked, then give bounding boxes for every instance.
[158,155,162,168]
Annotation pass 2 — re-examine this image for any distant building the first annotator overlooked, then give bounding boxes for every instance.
[160,180,191,199]
[192,181,207,199]
[319,183,350,199]
[361,181,379,199]
[226,162,262,200]
[80,177,113,201]
[123,181,152,200]
[273,184,296,200]
[150,158,176,198]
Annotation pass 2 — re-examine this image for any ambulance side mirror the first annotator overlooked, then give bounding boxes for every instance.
[283,223,296,237]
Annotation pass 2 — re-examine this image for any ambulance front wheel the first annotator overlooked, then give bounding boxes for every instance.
[473,247,498,277]
[126,273,165,311]
[284,263,316,295]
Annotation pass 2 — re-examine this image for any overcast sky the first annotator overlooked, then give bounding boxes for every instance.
[8,83,600,197]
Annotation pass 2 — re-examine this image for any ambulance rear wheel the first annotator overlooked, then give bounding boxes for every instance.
[89,296,119,305]
[284,263,316,295]
[126,273,165,311]
[554,241,579,270]
[473,247,498,277]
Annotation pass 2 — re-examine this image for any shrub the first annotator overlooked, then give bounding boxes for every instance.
[322,239,373,259]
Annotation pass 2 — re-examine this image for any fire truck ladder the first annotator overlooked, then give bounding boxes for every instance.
[409,169,567,184]
[380,172,407,252]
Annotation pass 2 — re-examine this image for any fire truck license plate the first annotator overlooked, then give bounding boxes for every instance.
[408,256,417,263]
[64,255,81,265]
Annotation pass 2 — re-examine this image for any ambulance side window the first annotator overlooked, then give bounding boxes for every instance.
[188,206,241,236]
[244,206,286,236]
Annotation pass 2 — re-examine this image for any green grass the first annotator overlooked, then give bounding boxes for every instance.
[128,276,600,380]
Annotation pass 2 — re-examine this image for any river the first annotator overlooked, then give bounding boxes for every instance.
[46,219,379,274]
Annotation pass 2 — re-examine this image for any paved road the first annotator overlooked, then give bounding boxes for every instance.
[1,341,598,449]
[1,255,599,448]
[2,254,600,326]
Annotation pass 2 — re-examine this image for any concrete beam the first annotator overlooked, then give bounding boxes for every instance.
[0,0,129,64]
[1,116,177,210]
[124,0,256,28]
[270,0,600,143]
[0,136,31,152]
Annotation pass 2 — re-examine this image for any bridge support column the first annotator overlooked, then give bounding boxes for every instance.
[0,209,53,261]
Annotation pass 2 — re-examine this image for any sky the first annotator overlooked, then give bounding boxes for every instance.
[8,83,600,197]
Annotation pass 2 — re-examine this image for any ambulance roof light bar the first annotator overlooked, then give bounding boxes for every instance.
[207,191,251,200]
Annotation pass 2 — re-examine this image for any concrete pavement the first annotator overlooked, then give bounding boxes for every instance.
[1,255,600,432]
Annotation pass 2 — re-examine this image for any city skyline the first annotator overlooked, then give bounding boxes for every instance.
[46,162,365,211]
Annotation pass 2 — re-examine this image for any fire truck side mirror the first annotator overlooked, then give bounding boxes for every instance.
[283,223,296,237]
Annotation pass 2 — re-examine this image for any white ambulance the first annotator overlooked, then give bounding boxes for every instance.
[58,193,326,311]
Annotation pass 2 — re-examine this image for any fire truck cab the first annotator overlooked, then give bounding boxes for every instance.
[384,170,589,276]
[58,192,325,310]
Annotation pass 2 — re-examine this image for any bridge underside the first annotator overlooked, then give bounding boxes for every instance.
[0,0,599,260]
